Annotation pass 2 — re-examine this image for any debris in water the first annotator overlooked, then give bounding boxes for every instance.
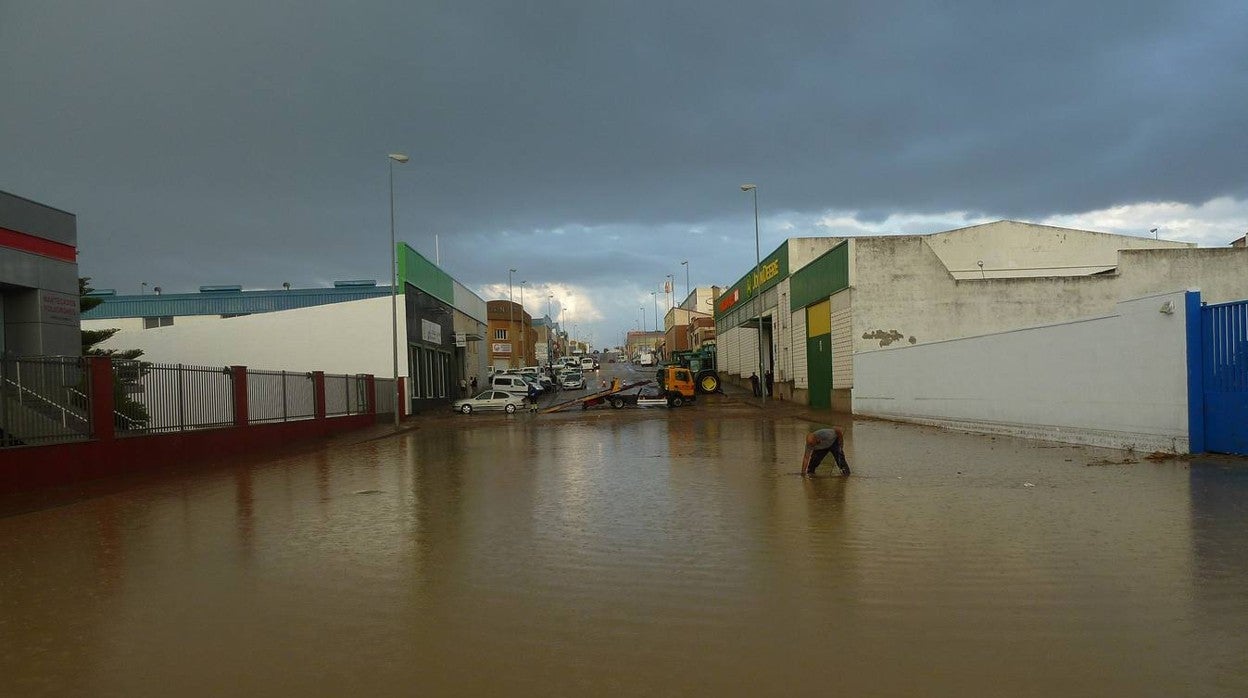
[1023,482,1036,488]
[354,489,383,495]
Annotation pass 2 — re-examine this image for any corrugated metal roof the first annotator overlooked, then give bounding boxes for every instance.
[82,285,392,320]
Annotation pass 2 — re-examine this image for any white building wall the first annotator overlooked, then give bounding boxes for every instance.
[774,279,793,382]
[849,236,1248,364]
[925,220,1192,279]
[830,289,853,389]
[91,295,407,377]
[791,307,808,389]
[452,281,487,323]
[853,290,1192,453]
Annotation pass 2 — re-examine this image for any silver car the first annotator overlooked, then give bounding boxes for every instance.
[453,390,526,414]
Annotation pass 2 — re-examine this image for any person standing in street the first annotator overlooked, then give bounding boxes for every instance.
[749,372,761,397]
[459,377,468,397]
[802,426,851,476]
[470,376,478,393]
[764,369,773,397]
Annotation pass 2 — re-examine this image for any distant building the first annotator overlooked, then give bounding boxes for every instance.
[486,300,533,369]
[625,331,663,360]
[82,244,489,414]
[663,286,719,355]
[715,220,1248,410]
[0,191,79,357]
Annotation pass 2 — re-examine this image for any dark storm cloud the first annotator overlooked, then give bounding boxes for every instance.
[2,0,1246,343]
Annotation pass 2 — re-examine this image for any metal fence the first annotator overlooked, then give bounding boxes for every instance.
[247,370,316,423]
[324,373,368,416]
[0,355,92,447]
[113,361,235,435]
[2,357,381,449]
[375,377,396,415]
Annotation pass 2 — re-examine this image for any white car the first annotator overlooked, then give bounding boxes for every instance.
[453,390,527,414]
[561,372,586,390]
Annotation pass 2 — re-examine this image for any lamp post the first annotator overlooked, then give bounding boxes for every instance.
[508,269,516,368]
[388,153,409,427]
[640,306,646,333]
[651,290,658,336]
[681,260,689,306]
[520,280,527,367]
[547,294,554,365]
[666,274,674,309]
[741,183,765,407]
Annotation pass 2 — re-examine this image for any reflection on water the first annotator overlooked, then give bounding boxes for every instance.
[1,416,1246,696]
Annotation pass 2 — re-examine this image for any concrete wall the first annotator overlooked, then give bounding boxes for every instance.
[786,237,844,273]
[849,236,1248,361]
[90,296,407,377]
[853,291,1192,453]
[925,220,1192,279]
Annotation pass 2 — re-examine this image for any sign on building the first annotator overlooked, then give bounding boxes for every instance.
[492,342,511,354]
[421,319,442,344]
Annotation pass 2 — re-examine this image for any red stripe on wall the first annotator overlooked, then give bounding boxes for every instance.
[0,226,77,262]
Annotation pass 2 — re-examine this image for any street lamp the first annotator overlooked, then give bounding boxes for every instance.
[741,183,765,407]
[651,290,658,336]
[547,294,554,365]
[508,268,516,368]
[520,280,527,367]
[681,260,689,306]
[640,306,646,333]
[388,153,409,427]
[666,274,674,309]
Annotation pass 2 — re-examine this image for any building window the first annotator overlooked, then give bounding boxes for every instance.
[142,316,174,329]
[494,329,508,340]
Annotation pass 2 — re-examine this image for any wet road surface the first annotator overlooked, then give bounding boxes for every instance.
[3,370,1247,696]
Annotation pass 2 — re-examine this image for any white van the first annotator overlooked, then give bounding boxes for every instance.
[580,357,596,371]
[490,375,532,397]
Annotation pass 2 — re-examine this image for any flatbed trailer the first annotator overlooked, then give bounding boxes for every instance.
[540,379,653,413]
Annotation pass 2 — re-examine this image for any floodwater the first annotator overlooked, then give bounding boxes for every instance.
[2,409,1247,697]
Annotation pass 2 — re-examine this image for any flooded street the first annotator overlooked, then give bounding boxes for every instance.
[3,406,1247,697]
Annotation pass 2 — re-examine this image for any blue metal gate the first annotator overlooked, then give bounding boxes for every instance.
[1199,299,1248,455]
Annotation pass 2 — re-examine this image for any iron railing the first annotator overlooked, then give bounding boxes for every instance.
[3,357,381,449]
[324,373,368,416]
[374,377,396,415]
[113,361,235,435]
[0,356,92,447]
[246,370,316,423]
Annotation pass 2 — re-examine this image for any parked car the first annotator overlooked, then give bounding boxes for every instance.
[561,372,586,390]
[490,374,532,396]
[453,390,526,414]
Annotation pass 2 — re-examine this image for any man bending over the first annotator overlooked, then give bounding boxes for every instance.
[802,427,851,476]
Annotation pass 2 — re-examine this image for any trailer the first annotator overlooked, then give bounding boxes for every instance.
[539,379,653,413]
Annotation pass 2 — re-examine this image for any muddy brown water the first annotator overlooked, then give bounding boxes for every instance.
[2,410,1246,697]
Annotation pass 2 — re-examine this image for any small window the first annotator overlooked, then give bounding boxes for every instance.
[494,329,508,340]
[143,316,174,329]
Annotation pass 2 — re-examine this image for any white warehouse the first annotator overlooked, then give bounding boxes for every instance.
[714,220,1248,411]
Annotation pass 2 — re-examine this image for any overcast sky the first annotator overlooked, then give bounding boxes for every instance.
[3,1,1246,348]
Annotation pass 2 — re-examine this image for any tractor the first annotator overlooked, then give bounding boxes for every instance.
[659,345,721,394]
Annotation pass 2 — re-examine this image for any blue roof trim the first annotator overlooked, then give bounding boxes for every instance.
[82,286,392,320]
